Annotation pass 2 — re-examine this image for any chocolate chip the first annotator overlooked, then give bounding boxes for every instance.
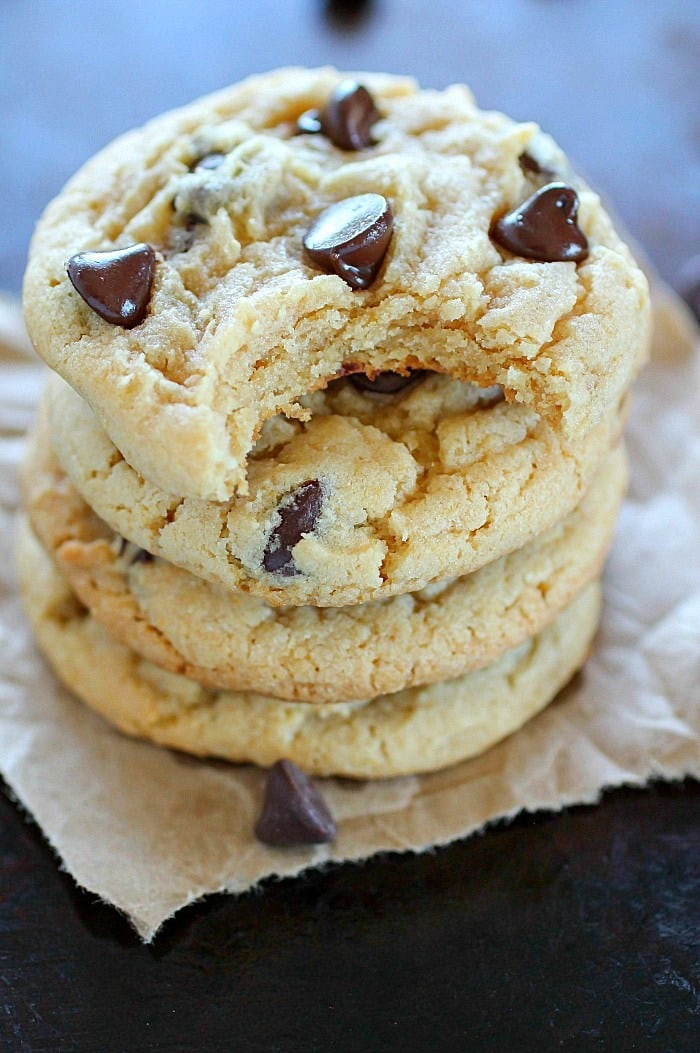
[518,152,555,178]
[320,80,379,150]
[66,243,156,328]
[255,760,337,847]
[118,538,154,565]
[348,370,426,394]
[167,220,201,257]
[296,82,379,148]
[193,152,226,171]
[490,183,589,264]
[130,548,154,565]
[304,194,393,290]
[263,480,323,576]
[323,0,374,29]
[296,108,323,135]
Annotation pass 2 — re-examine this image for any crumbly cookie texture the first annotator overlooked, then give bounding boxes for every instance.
[22,418,625,702]
[17,521,601,779]
[24,67,649,500]
[46,372,625,607]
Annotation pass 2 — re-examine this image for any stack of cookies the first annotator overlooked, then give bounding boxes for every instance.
[18,70,649,806]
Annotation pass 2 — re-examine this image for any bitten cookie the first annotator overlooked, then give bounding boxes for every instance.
[18,520,601,779]
[46,370,625,607]
[24,67,649,500]
[23,413,625,702]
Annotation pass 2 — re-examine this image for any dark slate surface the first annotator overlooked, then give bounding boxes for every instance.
[2,780,698,1052]
[1,2,698,1049]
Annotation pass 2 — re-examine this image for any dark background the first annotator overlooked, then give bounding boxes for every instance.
[1,2,699,1050]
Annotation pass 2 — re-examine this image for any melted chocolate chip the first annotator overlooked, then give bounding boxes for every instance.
[304,194,393,290]
[320,80,379,150]
[66,243,156,328]
[490,183,589,264]
[349,370,426,394]
[255,759,337,847]
[263,480,323,576]
[296,108,323,135]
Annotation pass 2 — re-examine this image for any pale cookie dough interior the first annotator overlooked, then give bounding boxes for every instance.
[17,520,602,779]
[46,372,625,607]
[24,67,649,500]
[22,419,626,702]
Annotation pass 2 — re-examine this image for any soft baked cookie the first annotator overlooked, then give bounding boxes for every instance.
[46,370,625,607]
[24,67,649,500]
[23,415,625,701]
[17,521,601,778]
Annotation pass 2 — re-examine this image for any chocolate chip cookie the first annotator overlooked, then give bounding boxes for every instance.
[23,411,626,701]
[24,68,649,501]
[46,370,625,607]
[18,519,602,778]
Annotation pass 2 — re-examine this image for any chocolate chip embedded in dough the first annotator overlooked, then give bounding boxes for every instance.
[518,151,555,179]
[263,480,324,576]
[490,183,589,264]
[320,80,380,150]
[130,548,154,566]
[66,243,156,328]
[349,370,427,394]
[254,759,337,847]
[118,538,155,565]
[304,194,393,290]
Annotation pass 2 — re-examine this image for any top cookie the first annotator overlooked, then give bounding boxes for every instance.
[24,67,649,500]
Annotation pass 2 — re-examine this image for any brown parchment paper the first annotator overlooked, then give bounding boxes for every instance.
[0,283,698,942]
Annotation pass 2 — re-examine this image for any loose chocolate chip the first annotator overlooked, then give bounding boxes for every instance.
[320,80,379,150]
[518,151,555,178]
[255,759,337,847]
[296,108,323,135]
[66,243,156,328]
[323,0,374,29]
[349,370,426,394]
[263,480,323,576]
[490,183,589,263]
[193,152,226,171]
[304,194,393,290]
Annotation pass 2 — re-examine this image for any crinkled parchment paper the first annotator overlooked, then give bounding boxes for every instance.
[0,283,698,942]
